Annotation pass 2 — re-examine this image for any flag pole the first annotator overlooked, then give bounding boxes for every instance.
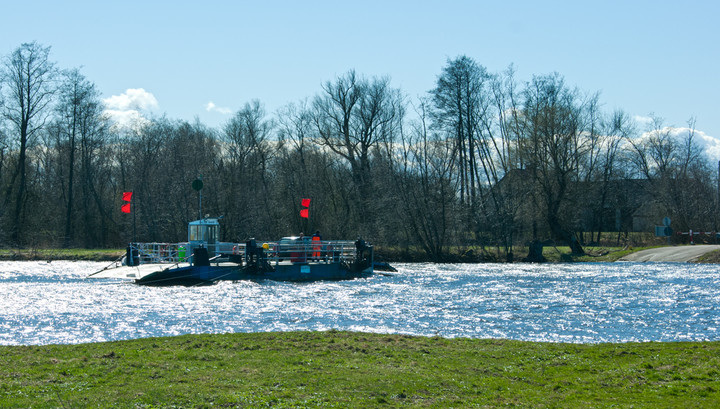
[192,176,204,220]
[133,194,136,243]
[122,191,135,243]
[300,198,311,233]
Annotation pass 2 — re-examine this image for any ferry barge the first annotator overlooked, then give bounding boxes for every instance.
[90,217,374,285]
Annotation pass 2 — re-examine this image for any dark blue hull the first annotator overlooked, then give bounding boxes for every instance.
[135,262,372,286]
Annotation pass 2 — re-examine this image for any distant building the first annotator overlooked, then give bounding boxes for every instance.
[491,170,660,241]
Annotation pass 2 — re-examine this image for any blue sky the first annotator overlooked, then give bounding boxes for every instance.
[2,1,718,152]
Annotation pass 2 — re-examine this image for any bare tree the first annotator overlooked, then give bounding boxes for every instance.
[627,115,710,232]
[518,73,587,254]
[429,58,529,256]
[393,99,460,259]
[480,66,529,257]
[590,110,634,243]
[0,42,56,244]
[54,68,105,246]
[220,100,275,238]
[312,70,404,234]
[0,122,7,240]
[275,100,326,235]
[430,56,491,209]
[154,119,219,241]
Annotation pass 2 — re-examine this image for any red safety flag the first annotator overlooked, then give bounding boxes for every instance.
[301,198,311,208]
[300,208,309,218]
[122,191,133,202]
[121,203,131,214]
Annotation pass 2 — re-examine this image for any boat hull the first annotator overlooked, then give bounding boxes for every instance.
[134,261,372,286]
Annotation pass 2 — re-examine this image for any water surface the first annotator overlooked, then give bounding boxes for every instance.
[1,261,718,345]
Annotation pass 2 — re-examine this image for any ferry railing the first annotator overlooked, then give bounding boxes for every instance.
[216,242,243,256]
[130,242,243,264]
[129,240,361,266]
[260,240,358,264]
[130,242,188,264]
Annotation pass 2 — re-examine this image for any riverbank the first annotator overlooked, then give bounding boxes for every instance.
[2,244,719,263]
[1,331,718,408]
[0,248,122,262]
[380,244,720,263]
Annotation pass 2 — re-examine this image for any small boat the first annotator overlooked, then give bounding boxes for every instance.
[90,217,374,285]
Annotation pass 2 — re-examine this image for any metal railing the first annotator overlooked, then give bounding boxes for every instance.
[128,240,361,266]
[261,240,357,264]
[131,242,189,264]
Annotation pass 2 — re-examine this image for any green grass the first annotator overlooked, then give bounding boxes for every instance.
[541,245,663,263]
[0,244,709,264]
[0,246,655,263]
[695,249,720,263]
[0,240,684,264]
[0,248,123,261]
[1,331,719,408]
[376,242,670,263]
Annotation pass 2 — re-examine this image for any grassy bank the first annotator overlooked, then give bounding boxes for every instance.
[1,331,719,408]
[376,244,653,263]
[0,244,711,264]
[0,248,123,261]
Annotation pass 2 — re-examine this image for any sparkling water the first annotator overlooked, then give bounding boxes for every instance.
[1,261,718,345]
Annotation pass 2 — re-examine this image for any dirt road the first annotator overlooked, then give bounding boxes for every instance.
[617,245,720,262]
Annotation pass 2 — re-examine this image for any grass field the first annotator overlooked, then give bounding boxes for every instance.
[0,243,695,264]
[375,244,661,263]
[0,248,123,261]
[1,331,719,408]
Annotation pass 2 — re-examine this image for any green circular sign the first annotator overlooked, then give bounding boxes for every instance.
[192,179,204,191]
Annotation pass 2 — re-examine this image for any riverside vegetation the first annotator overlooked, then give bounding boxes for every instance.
[1,42,716,264]
[0,244,683,263]
[1,331,719,408]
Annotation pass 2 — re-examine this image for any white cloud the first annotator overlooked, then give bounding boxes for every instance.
[633,115,654,127]
[693,130,720,163]
[638,125,720,162]
[103,88,158,128]
[205,101,232,115]
[104,88,158,111]
[103,109,148,127]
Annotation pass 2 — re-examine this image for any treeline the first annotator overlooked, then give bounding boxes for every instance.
[0,42,716,260]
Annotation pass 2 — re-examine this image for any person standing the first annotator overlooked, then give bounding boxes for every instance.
[311,230,322,260]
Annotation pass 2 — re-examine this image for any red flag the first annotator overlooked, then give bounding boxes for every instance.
[122,192,133,202]
[121,203,131,214]
[301,198,311,208]
[300,208,309,218]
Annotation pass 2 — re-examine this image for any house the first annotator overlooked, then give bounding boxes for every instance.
[490,169,660,241]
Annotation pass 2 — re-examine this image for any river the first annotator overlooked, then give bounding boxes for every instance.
[0,261,718,345]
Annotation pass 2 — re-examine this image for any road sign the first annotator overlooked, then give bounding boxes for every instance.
[663,217,672,227]
[656,226,674,237]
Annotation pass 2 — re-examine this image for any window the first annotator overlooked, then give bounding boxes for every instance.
[189,225,200,241]
[207,226,217,243]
